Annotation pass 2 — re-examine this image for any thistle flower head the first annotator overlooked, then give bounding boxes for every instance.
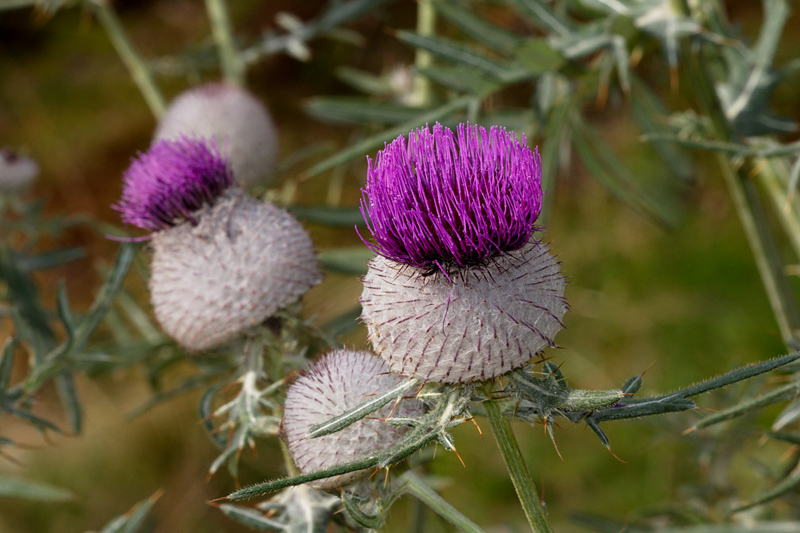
[360,123,542,271]
[155,83,279,188]
[282,350,422,489]
[149,189,321,351]
[115,137,232,231]
[0,148,39,194]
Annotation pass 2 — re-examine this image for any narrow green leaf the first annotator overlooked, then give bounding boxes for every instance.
[305,97,426,125]
[435,1,520,53]
[0,476,74,502]
[692,382,800,430]
[305,94,473,178]
[659,353,800,401]
[217,504,284,530]
[56,281,75,343]
[308,378,418,438]
[5,406,61,433]
[16,247,85,272]
[767,430,800,446]
[317,247,374,275]
[54,370,82,434]
[289,205,366,227]
[396,31,527,82]
[0,338,16,392]
[588,398,696,423]
[416,65,499,95]
[509,0,573,36]
[335,66,395,96]
[514,39,565,75]
[320,306,362,341]
[399,471,487,533]
[315,0,395,31]
[732,463,800,513]
[572,117,681,228]
[71,243,136,350]
[630,75,693,182]
[99,490,162,533]
[772,397,800,430]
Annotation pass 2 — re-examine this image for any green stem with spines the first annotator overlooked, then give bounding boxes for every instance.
[89,0,166,118]
[400,470,487,533]
[411,0,435,107]
[204,0,245,86]
[483,385,554,533]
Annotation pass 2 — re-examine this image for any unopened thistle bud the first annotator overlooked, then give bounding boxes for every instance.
[359,123,568,383]
[282,350,422,490]
[115,138,321,351]
[0,148,39,194]
[155,83,278,188]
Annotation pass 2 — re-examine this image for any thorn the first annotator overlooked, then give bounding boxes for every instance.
[452,446,466,468]
[779,444,799,462]
[683,426,697,435]
[605,445,627,464]
[384,467,390,488]
[469,417,484,440]
[640,361,655,377]
[546,421,563,461]
[696,406,718,412]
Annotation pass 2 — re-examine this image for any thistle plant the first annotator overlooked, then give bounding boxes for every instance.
[3,1,800,532]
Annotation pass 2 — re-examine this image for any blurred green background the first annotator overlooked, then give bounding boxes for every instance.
[1,1,798,531]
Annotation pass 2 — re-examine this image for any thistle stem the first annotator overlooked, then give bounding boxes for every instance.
[684,37,800,348]
[484,390,554,533]
[399,471,486,533]
[89,0,165,118]
[411,0,435,107]
[204,0,245,87]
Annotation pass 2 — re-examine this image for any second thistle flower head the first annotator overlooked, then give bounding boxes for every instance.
[360,123,542,271]
[114,137,232,231]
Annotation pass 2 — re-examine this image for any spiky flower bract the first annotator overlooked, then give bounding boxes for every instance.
[360,123,567,383]
[115,137,232,231]
[360,123,542,271]
[149,189,321,351]
[282,350,422,490]
[0,148,39,194]
[155,83,279,188]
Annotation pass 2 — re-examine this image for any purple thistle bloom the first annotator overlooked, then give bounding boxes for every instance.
[114,137,233,231]
[359,123,543,271]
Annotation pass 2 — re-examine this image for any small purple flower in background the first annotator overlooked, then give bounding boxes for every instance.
[114,137,232,231]
[282,349,423,490]
[0,148,39,194]
[360,123,568,384]
[155,83,279,188]
[115,138,321,351]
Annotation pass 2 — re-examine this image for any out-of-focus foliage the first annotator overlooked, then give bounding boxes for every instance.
[2,0,800,531]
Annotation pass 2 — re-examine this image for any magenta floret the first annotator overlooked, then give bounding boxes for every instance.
[114,137,233,231]
[359,123,543,270]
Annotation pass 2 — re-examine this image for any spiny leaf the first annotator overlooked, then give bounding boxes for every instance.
[435,1,520,53]
[289,205,366,227]
[396,31,528,83]
[307,378,418,438]
[0,476,75,502]
[317,247,374,275]
[217,504,285,531]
